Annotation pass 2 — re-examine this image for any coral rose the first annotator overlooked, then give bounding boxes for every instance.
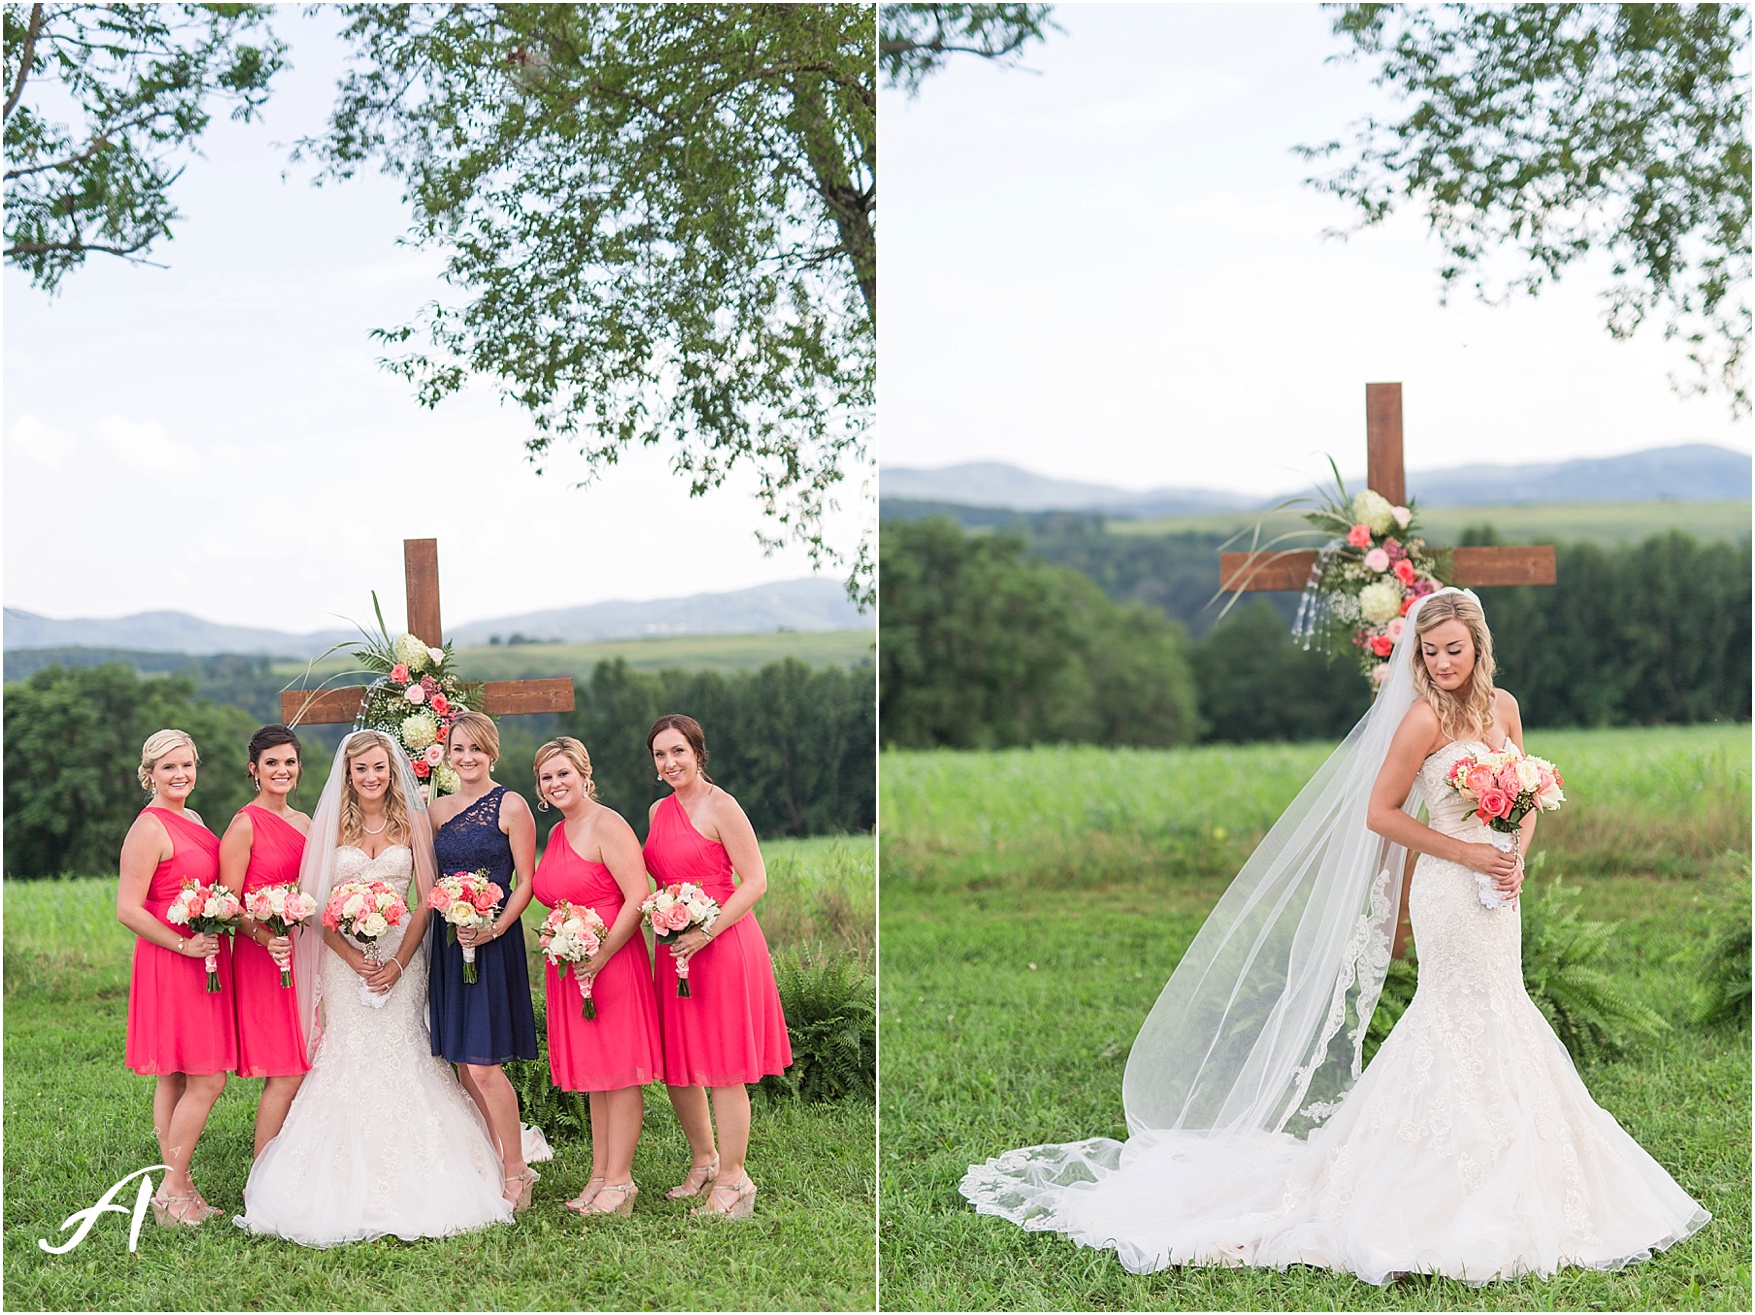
[1394,559,1418,586]
[1368,634,1395,657]
[1347,523,1372,549]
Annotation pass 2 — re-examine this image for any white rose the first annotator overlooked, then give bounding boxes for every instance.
[1358,580,1404,625]
[1514,758,1542,792]
[400,712,439,751]
[1351,489,1397,535]
[427,646,445,666]
[361,912,388,937]
[404,684,427,704]
[1392,505,1412,529]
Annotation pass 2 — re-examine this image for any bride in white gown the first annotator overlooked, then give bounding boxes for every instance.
[236,730,513,1246]
[962,589,1708,1284]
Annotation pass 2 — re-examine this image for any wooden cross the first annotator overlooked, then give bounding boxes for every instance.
[279,539,576,726]
[1219,383,1558,593]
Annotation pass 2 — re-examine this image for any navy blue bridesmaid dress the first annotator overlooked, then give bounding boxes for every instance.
[429,785,538,1064]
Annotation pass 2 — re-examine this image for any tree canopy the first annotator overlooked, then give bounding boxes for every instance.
[1302,3,1751,415]
[3,2,285,291]
[308,4,875,599]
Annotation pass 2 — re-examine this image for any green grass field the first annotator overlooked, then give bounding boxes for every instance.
[1110,501,1752,547]
[879,725,1751,1311]
[270,628,875,687]
[3,834,875,1311]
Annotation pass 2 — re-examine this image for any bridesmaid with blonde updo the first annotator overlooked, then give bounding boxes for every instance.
[118,729,234,1226]
[531,737,662,1217]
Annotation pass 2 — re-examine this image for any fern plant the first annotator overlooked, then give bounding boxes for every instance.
[1517,860,1669,1064]
[1691,873,1751,1027]
[759,946,876,1104]
[504,996,591,1143]
[1362,857,1667,1068]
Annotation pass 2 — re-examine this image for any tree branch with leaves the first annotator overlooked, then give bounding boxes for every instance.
[3,2,285,292]
[1300,3,1751,416]
[309,3,875,602]
[880,3,1056,95]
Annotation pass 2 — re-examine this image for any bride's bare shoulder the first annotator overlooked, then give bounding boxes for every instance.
[1396,699,1440,738]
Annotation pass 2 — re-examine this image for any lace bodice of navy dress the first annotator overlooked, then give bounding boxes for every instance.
[428,785,538,1065]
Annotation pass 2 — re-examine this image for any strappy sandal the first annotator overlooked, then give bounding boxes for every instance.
[563,1176,605,1215]
[150,1190,211,1227]
[580,1181,637,1217]
[666,1154,719,1200]
[691,1174,757,1220]
[503,1168,537,1213]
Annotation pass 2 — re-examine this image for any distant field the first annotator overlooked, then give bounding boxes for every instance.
[268,627,875,684]
[1111,501,1752,547]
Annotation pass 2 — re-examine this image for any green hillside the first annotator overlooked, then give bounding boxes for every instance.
[270,626,874,685]
[1112,500,1751,547]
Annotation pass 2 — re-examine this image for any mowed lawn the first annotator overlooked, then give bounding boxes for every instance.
[3,835,876,1311]
[879,725,1751,1311]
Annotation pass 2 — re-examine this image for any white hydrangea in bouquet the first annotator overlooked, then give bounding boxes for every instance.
[1286,461,1452,683]
[347,592,486,797]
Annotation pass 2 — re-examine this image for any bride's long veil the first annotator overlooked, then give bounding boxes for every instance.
[292,731,440,1062]
[1122,588,1467,1140]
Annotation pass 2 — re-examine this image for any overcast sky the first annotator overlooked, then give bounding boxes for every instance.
[5,9,870,633]
[881,3,1750,497]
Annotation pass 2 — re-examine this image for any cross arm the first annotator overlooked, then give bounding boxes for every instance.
[279,678,577,727]
[1219,545,1557,593]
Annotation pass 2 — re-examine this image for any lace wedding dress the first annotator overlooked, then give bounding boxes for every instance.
[961,741,1709,1284]
[236,845,513,1247]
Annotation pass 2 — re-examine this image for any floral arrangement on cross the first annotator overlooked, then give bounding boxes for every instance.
[1219,459,1451,684]
[351,593,486,798]
[1294,467,1452,684]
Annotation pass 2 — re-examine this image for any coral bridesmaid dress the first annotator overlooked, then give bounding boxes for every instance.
[643,794,791,1087]
[125,806,236,1076]
[532,822,662,1091]
[233,805,311,1078]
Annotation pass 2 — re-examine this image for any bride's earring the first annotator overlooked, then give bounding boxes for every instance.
[537,797,550,812]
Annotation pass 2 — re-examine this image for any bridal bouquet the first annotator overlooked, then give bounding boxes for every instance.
[245,882,319,987]
[427,869,504,984]
[641,883,721,997]
[165,879,243,992]
[1446,747,1566,908]
[537,902,609,1018]
[323,879,408,1006]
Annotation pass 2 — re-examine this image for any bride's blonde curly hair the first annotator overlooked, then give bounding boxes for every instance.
[339,731,412,847]
[1410,591,1497,742]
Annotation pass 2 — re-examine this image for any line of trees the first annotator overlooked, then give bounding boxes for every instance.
[880,516,1751,750]
[4,657,874,878]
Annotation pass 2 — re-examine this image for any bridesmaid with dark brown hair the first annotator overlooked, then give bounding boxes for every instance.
[219,724,312,1157]
[643,714,791,1219]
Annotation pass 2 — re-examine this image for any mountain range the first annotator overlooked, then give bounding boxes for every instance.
[4,577,866,658]
[881,444,1750,516]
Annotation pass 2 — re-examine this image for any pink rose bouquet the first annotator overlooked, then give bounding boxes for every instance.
[245,881,319,987]
[640,883,721,997]
[324,879,409,1007]
[426,868,504,983]
[165,879,243,992]
[1445,746,1566,908]
[537,901,610,1018]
